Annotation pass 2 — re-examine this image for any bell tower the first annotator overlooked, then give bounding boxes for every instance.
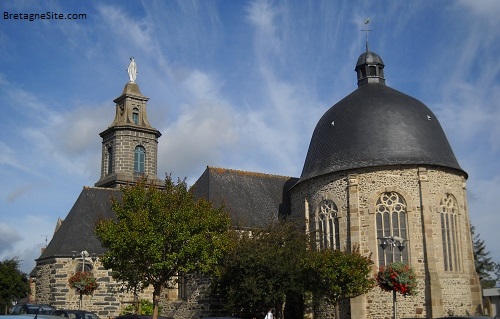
[95,58,161,188]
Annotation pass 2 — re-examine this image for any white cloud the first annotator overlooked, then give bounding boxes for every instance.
[0,141,38,175]
[457,0,500,26]
[57,107,107,156]
[247,0,279,37]
[0,223,22,255]
[1,80,62,126]
[0,214,57,273]
[182,70,224,102]
[468,176,500,259]
[159,101,238,181]
[0,76,108,181]
[97,4,156,51]
[156,69,240,181]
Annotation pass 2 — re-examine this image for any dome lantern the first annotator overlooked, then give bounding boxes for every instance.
[355,50,385,86]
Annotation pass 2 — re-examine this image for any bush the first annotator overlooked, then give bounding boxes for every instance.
[122,299,160,315]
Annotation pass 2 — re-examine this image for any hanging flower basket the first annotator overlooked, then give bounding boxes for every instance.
[68,271,99,295]
[375,262,417,297]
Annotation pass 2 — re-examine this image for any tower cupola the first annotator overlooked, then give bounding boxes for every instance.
[355,49,385,86]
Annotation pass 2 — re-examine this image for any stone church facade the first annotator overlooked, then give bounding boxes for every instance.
[289,49,482,318]
[33,48,482,319]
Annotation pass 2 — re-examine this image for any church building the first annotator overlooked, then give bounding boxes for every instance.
[33,47,482,319]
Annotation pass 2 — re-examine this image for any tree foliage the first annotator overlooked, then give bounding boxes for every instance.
[494,262,500,286]
[214,221,310,319]
[0,258,30,314]
[94,176,232,319]
[471,225,496,287]
[305,247,376,319]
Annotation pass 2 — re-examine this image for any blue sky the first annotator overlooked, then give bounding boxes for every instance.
[0,0,499,274]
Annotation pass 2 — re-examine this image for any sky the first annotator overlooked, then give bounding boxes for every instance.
[0,0,499,275]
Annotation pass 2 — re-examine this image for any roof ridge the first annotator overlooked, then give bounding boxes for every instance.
[83,186,121,191]
[207,166,295,180]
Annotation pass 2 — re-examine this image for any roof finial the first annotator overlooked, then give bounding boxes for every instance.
[361,18,372,52]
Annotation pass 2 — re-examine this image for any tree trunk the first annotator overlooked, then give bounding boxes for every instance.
[133,293,139,314]
[152,285,162,319]
[334,302,340,319]
[279,301,286,319]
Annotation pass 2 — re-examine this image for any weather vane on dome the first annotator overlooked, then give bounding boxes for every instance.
[127,57,137,83]
[361,18,372,52]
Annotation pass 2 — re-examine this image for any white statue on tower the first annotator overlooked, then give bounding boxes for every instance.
[127,57,137,83]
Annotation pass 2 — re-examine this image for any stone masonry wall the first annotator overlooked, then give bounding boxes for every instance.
[102,128,158,178]
[35,258,155,318]
[35,258,218,319]
[160,274,218,319]
[291,165,479,319]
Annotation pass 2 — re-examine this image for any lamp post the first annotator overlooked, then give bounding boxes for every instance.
[71,250,97,272]
[70,250,97,309]
[377,236,407,319]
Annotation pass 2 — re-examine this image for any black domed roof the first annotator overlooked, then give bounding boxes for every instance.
[298,52,465,184]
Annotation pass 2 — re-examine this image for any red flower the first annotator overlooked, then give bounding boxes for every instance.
[68,272,99,295]
[375,262,417,297]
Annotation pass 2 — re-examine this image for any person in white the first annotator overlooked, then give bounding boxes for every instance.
[264,308,274,319]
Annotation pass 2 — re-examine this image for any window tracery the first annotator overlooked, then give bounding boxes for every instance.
[317,200,340,250]
[375,192,408,266]
[440,193,461,272]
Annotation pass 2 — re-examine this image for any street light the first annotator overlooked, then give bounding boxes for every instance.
[377,236,408,319]
[71,250,97,272]
[70,250,98,310]
[377,236,407,252]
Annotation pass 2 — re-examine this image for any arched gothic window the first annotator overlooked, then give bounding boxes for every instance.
[134,146,145,173]
[440,193,461,272]
[317,200,340,250]
[376,192,409,266]
[75,263,93,273]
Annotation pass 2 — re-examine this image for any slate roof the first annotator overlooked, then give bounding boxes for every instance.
[37,187,121,261]
[191,166,298,229]
[37,167,297,261]
[298,82,466,184]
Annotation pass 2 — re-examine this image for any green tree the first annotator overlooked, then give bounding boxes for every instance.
[214,221,310,319]
[471,225,496,288]
[305,247,376,319]
[494,262,500,286]
[95,176,232,319]
[0,258,30,314]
